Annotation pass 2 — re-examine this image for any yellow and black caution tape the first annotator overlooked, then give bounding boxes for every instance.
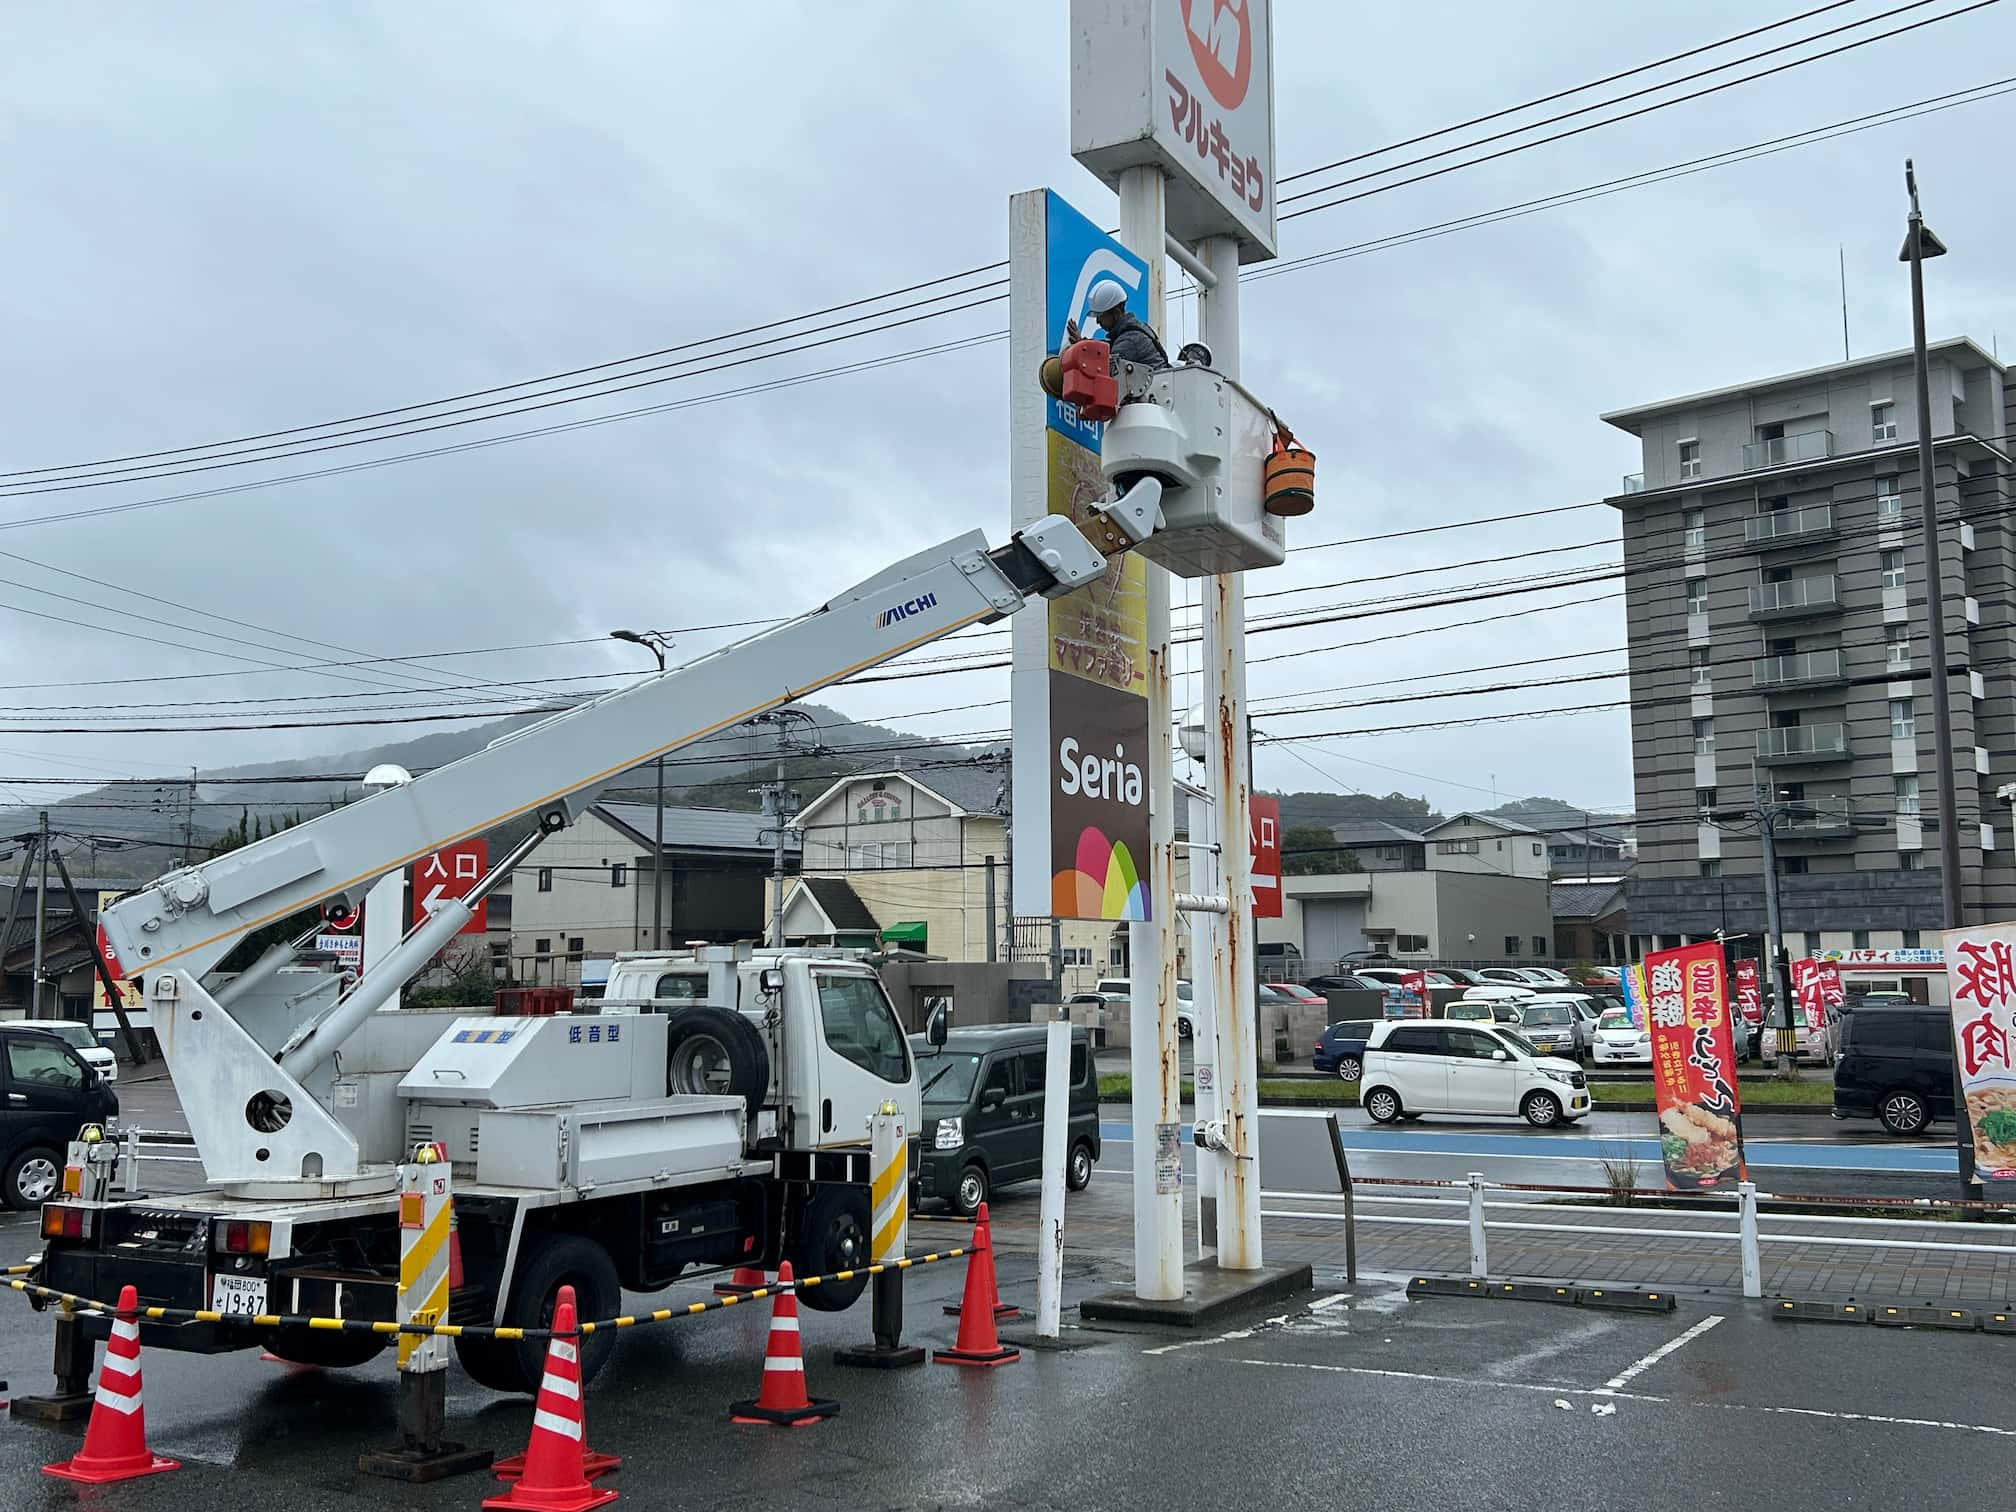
[5,1248,968,1343]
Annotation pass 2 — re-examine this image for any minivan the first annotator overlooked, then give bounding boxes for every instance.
[911,1024,1101,1216]
[1095,978,1196,1037]
[1833,1006,1954,1135]
[0,1024,120,1208]
[1359,1019,1589,1127]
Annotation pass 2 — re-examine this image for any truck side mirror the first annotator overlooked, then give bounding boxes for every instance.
[926,1003,949,1048]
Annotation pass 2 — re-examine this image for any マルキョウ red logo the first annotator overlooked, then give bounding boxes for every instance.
[1181,0,1252,110]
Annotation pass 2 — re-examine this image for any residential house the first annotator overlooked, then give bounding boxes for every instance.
[1550,880,1629,965]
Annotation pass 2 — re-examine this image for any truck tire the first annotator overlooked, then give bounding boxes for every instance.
[455,1233,621,1394]
[663,1006,770,1121]
[789,1184,871,1312]
[261,1327,389,1369]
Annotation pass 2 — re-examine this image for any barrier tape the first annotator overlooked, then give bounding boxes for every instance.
[3,1248,967,1343]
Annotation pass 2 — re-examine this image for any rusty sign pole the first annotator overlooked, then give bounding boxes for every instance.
[1117,161,1185,1304]
[1197,232,1262,1270]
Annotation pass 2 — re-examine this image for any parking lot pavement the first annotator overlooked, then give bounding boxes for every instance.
[1,1249,2009,1511]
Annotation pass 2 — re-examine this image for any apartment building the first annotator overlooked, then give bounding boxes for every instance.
[1602,337,2015,955]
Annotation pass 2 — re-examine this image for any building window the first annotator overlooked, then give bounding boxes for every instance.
[1900,850,1921,869]
[1504,937,1521,957]
[1690,647,1711,690]
[1532,936,1547,958]
[611,863,627,888]
[1851,929,1871,949]
[1784,856,1809,875]
[1685,577,1708,616]
[1699,860,1721,878]
[1895,774,1920,815]
[567,936,584,958]
[1696,788,1718,819]
[1683,507,1705,549]
[1531,842,1543,858]
[1396,933,1429,952]
[535,937,551,956]
[1436,839,1479,855]
[1678,439,1701,479]
[1875,476,1902,519]
[1890,698,1915,740]
[1109,944,1127,967]
[1887,625,1910,670]
[537,867,554,893]
[1880,549,1905,590]
[1693,717,1715,755]
[1902,928,1921,947]
[1871,402,1897,442]
[1803,933,1822,957]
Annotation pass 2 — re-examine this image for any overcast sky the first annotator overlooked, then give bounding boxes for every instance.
[1,1,2013,839]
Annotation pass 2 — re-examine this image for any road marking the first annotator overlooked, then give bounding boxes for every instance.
[1309,1292,1351,1311]
[1717,1403,2016,1439]
[1214,1356,1663,1401]
[1593,1315,1723,1395]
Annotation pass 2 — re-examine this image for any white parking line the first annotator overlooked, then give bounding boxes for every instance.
[1593,1315,1724,1395]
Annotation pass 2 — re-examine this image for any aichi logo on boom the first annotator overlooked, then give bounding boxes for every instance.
[876,592,938,629]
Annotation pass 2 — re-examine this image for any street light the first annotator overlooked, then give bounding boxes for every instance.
[610,629,671,951]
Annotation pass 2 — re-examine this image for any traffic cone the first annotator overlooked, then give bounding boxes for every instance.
[933,1207,1020,1368]
[943,1200,1018,1321]
[714,1264,769,1298]
[482,1287,616,1512]
[42,1286,180,1484]
[729,1262,838,1426]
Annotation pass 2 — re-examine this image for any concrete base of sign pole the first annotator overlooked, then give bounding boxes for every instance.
[1078,1258,1312,1328]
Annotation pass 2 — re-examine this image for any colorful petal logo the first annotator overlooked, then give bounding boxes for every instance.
[1052,825,1148,920]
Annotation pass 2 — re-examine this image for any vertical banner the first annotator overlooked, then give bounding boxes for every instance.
[1644,941,1746,1190]
[1008,188,1154,921]
[1618,961,1649,1028]
[1731,958,1763,1026]
[1790,958,1826,1032]
[1249,794,1282,919]
[1940,922,2016,1181]
[1403,970,1429,1018]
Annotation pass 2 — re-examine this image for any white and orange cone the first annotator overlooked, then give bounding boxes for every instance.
[42,1285,179,1484]
[934,1205,1020,1368]
[482,1287,616,1512]
[714,1264,769,1297]
[728,1262,838,1427]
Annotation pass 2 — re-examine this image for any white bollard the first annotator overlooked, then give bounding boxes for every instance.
[1468,1172,1488,1279]
[1738,1180,1762,1299]
[1035,1015,1073,1339]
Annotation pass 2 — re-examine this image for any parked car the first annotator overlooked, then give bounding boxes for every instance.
[1750,1018,1827,1062]
[1359,1020,1590,1128]
[912,1025,1101,1215]
[1475,967,1547,988]
[0,1024,120,1208]
[1460,983,1534,1003]
[1354,967,1455,990]
[1095,977,1196,1038]
[27,1020,118,1085]
[1432,968,1494,989]
[1504,997,1591,1060]
[1261,982,1328,1010]
[1443,1001,1499,1027]
[1304,974,1384,995]
[1832,1006,1955,1135]
[1591,1006,1653,1065]
[1520,967,1577,988]
[1312,1019,1378,1082]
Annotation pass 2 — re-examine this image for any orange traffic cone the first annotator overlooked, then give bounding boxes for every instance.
[934,1206,1020,1368]
[943,1200,1018,1321]
[483,1287,616,1512]
[729,1262,838,1426]
[42,1286,179,1484]
[715,1264,769,1297]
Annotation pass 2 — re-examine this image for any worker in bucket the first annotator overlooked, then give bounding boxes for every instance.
[1084,279,1169,371]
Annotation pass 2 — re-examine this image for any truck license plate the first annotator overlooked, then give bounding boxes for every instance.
[210,1273,268,1317]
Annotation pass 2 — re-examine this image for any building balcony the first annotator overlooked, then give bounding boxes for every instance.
[1751,649,1847,690]
[1778,797,1855,837]
[1743,429,1835,471]
[1621,472,1645,494]
[1756,723,1850,765]
[1748,575,1839,621]
[1743,502,1836,549]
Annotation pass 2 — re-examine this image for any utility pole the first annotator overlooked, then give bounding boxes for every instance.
[180,768,197,866]
[609,630,671,949]
[984,855,998,963]
[31,810,50,1020]
[1752,779,1796,1078]
[1900,160,1975,1193]
[1582,810,1593,883]
[745,708,818,948]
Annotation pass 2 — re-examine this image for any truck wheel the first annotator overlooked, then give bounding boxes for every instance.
[261,1327,389,1369]
[952,1162,989,1217]
[1066,1140,1095,1192]
[3,1145,61,1209]
[790,1184,870,1312]
[457,1234,621,1394]
[663,1006,770,1121]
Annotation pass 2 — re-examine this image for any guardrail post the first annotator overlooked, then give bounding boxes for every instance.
[358,1146,492,1482]
[1467,1172,1488,1279]
[119,1127,141,1197]
[1738,1180,1762,1299]
[836,1102,925,1368]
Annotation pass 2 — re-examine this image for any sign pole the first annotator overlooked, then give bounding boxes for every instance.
[1116,161,1184,1303]
[1198,231,1261,1270]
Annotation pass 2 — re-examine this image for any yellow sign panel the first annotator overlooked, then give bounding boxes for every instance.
[1044,429,1147,695]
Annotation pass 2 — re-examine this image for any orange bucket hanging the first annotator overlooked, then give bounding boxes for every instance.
[1263,420,1315,517]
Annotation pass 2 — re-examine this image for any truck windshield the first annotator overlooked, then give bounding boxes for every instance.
[921,1054,982,1105]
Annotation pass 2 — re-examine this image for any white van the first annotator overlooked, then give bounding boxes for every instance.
[1359,1019,1589,1128]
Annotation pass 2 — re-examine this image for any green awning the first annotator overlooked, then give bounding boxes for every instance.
[881,921,929,945]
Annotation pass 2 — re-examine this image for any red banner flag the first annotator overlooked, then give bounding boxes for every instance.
[1643,941,1745,1190]
[1403,970,1429,1017]
[1732,958,1763,1025]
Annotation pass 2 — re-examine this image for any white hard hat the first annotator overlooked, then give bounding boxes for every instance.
[1087,280,1128,315]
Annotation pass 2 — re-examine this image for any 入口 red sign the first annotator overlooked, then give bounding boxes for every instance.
[411,839,489,934]
[1249,793,1281,919]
